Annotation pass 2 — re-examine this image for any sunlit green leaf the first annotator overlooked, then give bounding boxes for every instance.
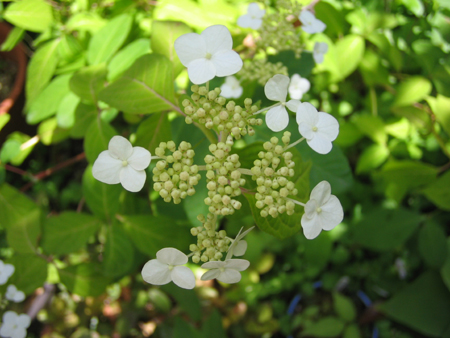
[0,26,24,52]
[7,255,47,294]
[422,171,450,211]
[59,263,110,297]
[392,76,432,107]
[108,39,151,81]
[4,0,53,32]
[70,64,107,103]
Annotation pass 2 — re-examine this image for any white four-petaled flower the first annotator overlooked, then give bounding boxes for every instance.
[92,136,151,192]
[313,42,328,64]
[288,74,310,100]
[264,74,301,132]
[237,3,266,30]
[301,181,343,240]
[296,102,339,154]
[299,10,326,34]
[220,76,243,99]
[141,248,195,290]
[201,259,250,284]
[5,285,25,303]
[174,25,243,85]
[0,260,14,285]
[0,311,31,338]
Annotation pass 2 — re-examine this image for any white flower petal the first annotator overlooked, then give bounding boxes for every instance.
[220,84,243,98]
[12,327,27,338]
[316,112,339,141]
[157,248,188,265]
[128,147,151,171]
[141,259,172,285]
[171,266,196,289]
[217,269,242,283]
[266,105,289,132]
[119,166,146,192]
[296,102,318,126]
[248,18,263,30]
[224,259,250,271]
[202,25,232,55]
[248,3,265,17]
[187,58,216,84]
[17,314,31,329]
[237,14,252,28]
[201,261,225,270]
[264,74,289,102]
[201,269,221,281]
[303,199,318,219]
[92,151,122,184]
[306,134,333,154]
[286,99,301,113]
[2,311,16,326]
[301,213,323,239]
[299,10,315,25]
[13,291,26,303]
[299,122,315,140]
[320,195,344,230]
[310,181,331,206]
[212,50,243,77]
[174,33,207,67]
[233,241,247,256]
[108,136,133,160]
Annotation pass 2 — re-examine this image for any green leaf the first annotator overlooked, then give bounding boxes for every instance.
[333,292,356,322]
[134,112,172,153]
[0,115,10,131]
[202,309,227,338]
[59,263,110,297]
[391,105,430,129]
[359,50,390,86]
[303,232,333,277]
[0,183,39,229]
[343,324,361,338]
[70,64,107,103]
[65,12,107,33]
[87,13,132,65]
[38,117,71,145]
[441,238,450,292]
[82,165,122,222]
[41,212,101,255]
[314,2,347,38]
[376,160,437,202]
[392,76,432,107]
[99,54,176,114]
[56,92,80,128]
[26,73,72,124]
[84,118,117,163]
[7,255,47,294]
[120,214,191,257]
[161,283,202,321]
[70,103,97,138]
[6,207,41,254]
[352,207,420,251]
[0,26,25,52]
[244,147,311,239]
[108,38,151,81]
[3,0,53,32]
[302,317,346,337]
[103,224,134,278]
[352,114,387,144]
[399,0,424,16]
[418,222,447,269]
[57,34,83,63]
[426,95,450,136]
[335,35,365,81]
[0,132,35,165]
[380,271,450,337]
[356,143,390,174]
[422,171,450,211]
[151,21,192,78]
[25,39,60,105]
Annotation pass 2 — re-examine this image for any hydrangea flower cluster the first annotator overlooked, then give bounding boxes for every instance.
[204,143,244,216]
[91,17,344,291]
[152,141,200,204]
[251,133,298,218]
[182,85,262,139]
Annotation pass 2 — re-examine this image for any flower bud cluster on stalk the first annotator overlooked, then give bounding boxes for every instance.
[204,142,245,216]
[152,141,200,204]
[189,214,231,263]
[252,132,298,217]
[182,85,263,139]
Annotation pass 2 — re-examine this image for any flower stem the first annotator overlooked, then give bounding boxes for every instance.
[253,102,281,115]
[285,137,305,150]
[286,197,306,207]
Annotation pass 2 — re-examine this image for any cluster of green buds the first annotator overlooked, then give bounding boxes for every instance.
[251,132,298,217]
[182,85,263,139]
[189,213,231,263]
[152,141,200,204]
[239,59,288,85]
[204,143,245,216]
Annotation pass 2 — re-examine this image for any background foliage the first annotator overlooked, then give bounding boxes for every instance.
[0,0,450,337]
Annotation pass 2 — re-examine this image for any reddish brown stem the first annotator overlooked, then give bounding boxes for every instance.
[4,164,29,176]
